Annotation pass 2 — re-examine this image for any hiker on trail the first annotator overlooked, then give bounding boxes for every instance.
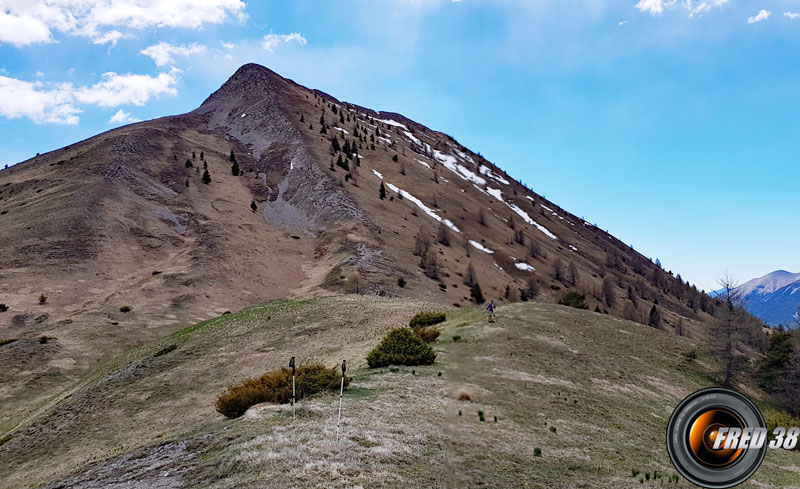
[486,300,496,323]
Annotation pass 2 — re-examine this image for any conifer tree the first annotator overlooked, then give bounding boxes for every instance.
[250,200,257,212]
[300,114,305,123]
[202,169,211,184]
[648,304,662,328]
[343,139,351,155]
[471,282,485,304]
[379,182,386,200]
[200,151,204,160]
[229,150,236,162]
[192,151,196,160]
[392,154,398,162]
[185,159,193,168]
[231,159,240,176]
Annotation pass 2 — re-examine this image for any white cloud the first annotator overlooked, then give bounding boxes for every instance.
[635,0,674,15]
[92,30,128,45]
[748,9,771,23]
[109,109,140,124]
[74,69,180,107]
[785,12,800,20]
[0,1,246,47]
[262,32,307,52]
[618,20,629,26]
[221,41,235,50]
[635,0,728,17]
[0,76,80,124]
[140,42,207,66]
[0,69,179,124]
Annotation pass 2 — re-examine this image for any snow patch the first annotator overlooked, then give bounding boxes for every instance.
[433,149,487,186]
[416,159,432,169]
[372,169,383,180]
[505,202,558,240]
[486,187,503,201]
[404,131,421,145]
[335,127,349,134]
[569,245,578,252]
[377,118,407,129]
[383,182,460,233]
[469,240,494,254]
[515,263,536,272]
[241,113,246,118]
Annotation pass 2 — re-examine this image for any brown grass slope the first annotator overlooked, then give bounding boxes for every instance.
[0,298,797,489]
[1,63,713,435]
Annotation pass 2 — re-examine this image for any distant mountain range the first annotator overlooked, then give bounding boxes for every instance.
[733,270,800,327]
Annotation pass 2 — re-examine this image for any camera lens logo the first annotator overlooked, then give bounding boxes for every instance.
[667,388,767,488]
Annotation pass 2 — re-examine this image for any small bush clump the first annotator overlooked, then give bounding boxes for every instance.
[216,364,349,419]
[154,344,177,357]
[38,294,47,305]
[119,306,132,313]
[558,292,588,310]
[408,311,446,328]
[416,327,441,344]
[366,328,436,368]
[0,303,8,312]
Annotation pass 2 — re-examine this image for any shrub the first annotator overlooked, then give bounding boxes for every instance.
[478,410,485,422]
[154,344,177,357]
[558,292,588,310]
[453,335,461,342]
[534,447,542,457]
[397,277,407,288]
[408,311,446,328]
[416,327,441,344]
[216,364,348,419]
[119,305,132,313]
[366,328,436,368]
[38,294,47,305]
[0,304,7,312]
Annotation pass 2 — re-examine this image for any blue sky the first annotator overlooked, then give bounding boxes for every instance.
[1,0,798,291]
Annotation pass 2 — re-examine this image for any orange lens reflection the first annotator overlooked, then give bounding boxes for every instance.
[688,409,744,467]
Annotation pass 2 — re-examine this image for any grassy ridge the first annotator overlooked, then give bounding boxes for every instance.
[2,297,800,488]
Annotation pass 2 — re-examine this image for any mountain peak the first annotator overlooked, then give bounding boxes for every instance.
[197,63,291,110]
[739,270,800,296]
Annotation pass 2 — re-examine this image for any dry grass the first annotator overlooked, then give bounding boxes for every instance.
[3,298,799,488]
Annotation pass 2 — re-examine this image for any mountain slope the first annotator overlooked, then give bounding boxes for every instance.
[735,270,800,327]
[1,298,798,489]
[1,63,714,432]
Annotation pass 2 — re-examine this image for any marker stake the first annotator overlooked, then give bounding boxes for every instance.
[336,360,346,442]
[289,356,296,423]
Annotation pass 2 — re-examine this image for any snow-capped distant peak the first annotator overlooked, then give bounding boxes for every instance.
[737,270,800,296]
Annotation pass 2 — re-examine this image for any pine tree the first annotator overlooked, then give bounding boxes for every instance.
[437,221,450,246]
[202,169,211,184]
[471,282,485,304]
[464,262,477,287]
[231,159,240,176]
[568,261,579,286]
[392,154,398,162]
[648,304,662,328]
[300,114,305,123]
[250,200,257,212]
[192,151,196,160]
[320,114,325,125]
[331,137,341,152]
[185,159,193,168]
[343,139,351,155]
[200,151,204,160]
[229,150,236,163]
[379,182,386,200]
